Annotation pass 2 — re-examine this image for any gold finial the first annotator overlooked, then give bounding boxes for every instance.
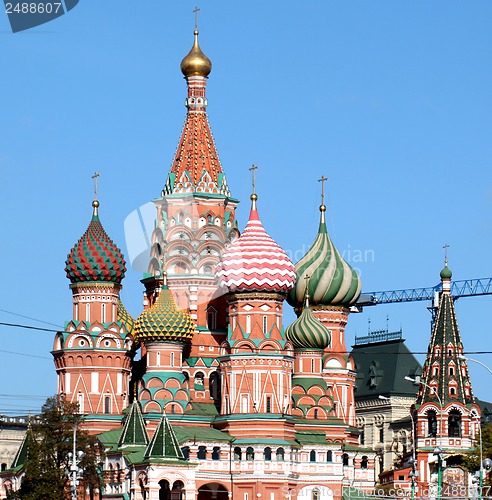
[304,274,311,308]
[91,172,100,217]
[249,164,259,210]
[443,243,450,267]
[193,5,200,32]
[318,175,328,209]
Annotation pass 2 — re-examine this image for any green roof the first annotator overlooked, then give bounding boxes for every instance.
[350,337,421,399]
[174,425,232,443]
[119,401,149,447]
[145,414,184,460]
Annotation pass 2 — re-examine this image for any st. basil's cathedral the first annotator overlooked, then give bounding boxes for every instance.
[0,24,483,500]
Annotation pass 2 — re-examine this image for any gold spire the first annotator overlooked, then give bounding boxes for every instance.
[318,175,328,223]
[92,172,100,217]
[180,20,212,78]
[249,164,259,210]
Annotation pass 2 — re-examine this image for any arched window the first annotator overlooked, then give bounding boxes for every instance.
[448,410,462,437]
[207,310,216,330]
[361,456,368,469]
[342,453,349,466]
[77,393,84,413]
[172,481,184,499]
[310,450,316,462]
[266,396,271,413]
[234,447,242,461]
[212,447,220,460]
[264,447,272,461]
[181,446,190,460]
[178,212,184,224]
[449,366,455,376]
[246,447,254,460]
[327,450,333,462]
[276,447,285,461]
[450,387,456,395]
[194,372,205,390]
[158,479,170,499]
[427,410,437,437]
[1,463,6,472]
[210,371,221,403]
[197,446,207,460]
[104,396,111,414]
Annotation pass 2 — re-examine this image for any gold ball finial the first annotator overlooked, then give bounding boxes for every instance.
[250,193,258,202]
[319,204,326,212]
[180,30,212,78]
[92,200,100,208]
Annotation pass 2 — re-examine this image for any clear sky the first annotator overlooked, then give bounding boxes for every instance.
[1,1,492,416]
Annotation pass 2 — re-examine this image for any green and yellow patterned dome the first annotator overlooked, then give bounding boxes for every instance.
[288,204,361,309]
[133,284,195,343]
[285,300,331,350]
[118,300,135,335]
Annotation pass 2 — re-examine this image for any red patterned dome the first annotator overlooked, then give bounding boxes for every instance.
[217,196,296,294]
[65,201,126,284]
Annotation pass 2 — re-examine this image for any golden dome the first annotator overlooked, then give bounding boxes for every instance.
[180,30,212,78]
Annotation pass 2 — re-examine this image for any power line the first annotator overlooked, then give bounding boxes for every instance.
[0,349,51,360]
[0,309,63,329]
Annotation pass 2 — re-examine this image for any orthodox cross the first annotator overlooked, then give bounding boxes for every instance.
[304,274,311,303]
[193,6,200,30]
[443,243,450,266]
[318,175,328,205]
[92,172,100,199]
[249,164,259,194]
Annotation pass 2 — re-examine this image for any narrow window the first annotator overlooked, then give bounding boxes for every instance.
[262,315,267,335]
[449,366,455,376]
[327,450,333,462]
[379,428,384,443]
[77,393,84,413]
[181,446,190,460]
[342,453,349,466]
[102,303,106,323]
[170,352,175,367]
[246,447,254,460]
[276,447,285,461]
[264,447,272,461]
[86,303,90,322]
[197,446,207,459]
[234,447,242,460]
[310,450,316,462]
[361,456,368,469]
[314,409,319,420]
[212,447,220,460]
[246,315,251,333]
[266,396,271,413]
[104,396,111,414]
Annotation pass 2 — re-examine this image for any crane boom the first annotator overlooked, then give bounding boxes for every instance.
[355,277,492,308]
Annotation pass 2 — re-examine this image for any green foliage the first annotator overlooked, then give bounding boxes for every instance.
[462,423,492,486]
[7,397,104,500]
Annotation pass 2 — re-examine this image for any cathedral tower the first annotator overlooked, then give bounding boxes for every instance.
[53,197,135,430]
[413,262,481,490]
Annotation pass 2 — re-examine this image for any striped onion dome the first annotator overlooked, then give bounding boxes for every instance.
[287,205,361,308]
[133,282,195,343]
[65,201,126,284]
[216,195,296,294]
[285,296,331,349]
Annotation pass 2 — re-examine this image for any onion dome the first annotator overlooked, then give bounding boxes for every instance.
[133,279,195,343]
[118,300,135,334]
[440,263,452,280]
[217,194,296,294]
[65,200,126,284]
[288,204,361,308]
[285,292,331,349]
[180,29,212,78]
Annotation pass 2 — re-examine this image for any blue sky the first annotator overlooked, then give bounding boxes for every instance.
[1,1,492,415]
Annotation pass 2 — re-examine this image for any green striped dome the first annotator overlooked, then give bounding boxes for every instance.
[285,304,331,349]
[287,206,361,308]
[133,285,195,343]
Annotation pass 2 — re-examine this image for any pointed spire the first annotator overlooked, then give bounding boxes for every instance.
[11,419,35,469]
[417,264,474,407]
[118,401,149,447]
[440,244,452,292]
[144,412,184,460]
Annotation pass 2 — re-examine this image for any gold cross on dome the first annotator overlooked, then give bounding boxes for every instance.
[249,164,259,194]
[92,172,100,199]
[318,175,328,205]
[193,6,200,30]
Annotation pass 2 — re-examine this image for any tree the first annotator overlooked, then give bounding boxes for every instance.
[462,423,492,486]
[7,396,104,500]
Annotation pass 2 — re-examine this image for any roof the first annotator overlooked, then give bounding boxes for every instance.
[350,337,422,399]
[118,401,149,447]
